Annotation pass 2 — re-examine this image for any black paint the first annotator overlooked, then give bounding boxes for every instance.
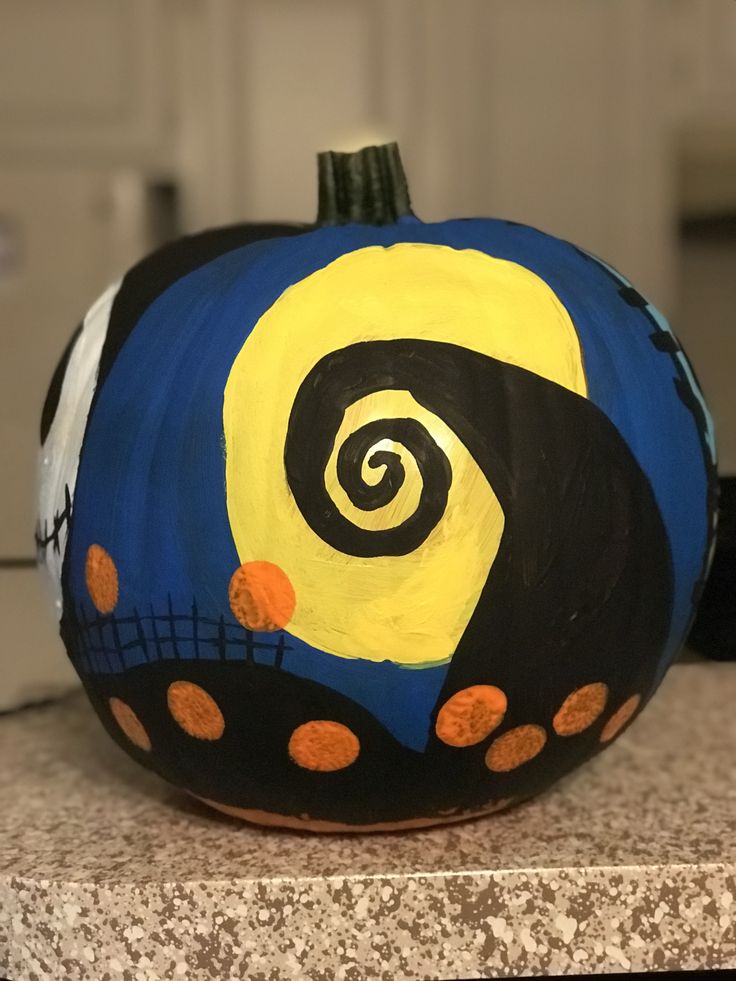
[649,330,680,354]
[618,285,648,308]
[688,477,736,661]
[39,322,82,444]
[287,381,452,554]
[35,483,72,560]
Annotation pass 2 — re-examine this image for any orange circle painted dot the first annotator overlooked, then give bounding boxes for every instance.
[553,682,609,736]
[485,725,547,772]
[167,681,225,740]
[435,685,508,747]
[85,544,119,613]
[109,697,151,752]
[600,694,642,743]
[228,561,296,631]
[288,720,360,772]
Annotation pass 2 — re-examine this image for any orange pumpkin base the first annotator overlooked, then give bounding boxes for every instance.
[196,795,514,833]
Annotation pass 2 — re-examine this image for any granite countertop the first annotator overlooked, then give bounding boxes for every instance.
[1,662,734,981]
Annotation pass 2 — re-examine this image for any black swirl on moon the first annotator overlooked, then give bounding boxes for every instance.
[285,337,674,702]
[285,344,457,557]
[336,417,451,521]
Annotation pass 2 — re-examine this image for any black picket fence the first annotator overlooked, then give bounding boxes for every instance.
[68,597,292,675]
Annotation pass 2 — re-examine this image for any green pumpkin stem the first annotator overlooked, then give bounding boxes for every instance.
[317,142,414,226]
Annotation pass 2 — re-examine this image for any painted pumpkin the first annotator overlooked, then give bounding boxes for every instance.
[37,143,717,832]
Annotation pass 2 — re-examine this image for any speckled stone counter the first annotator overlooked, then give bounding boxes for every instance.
[1,663,734,981]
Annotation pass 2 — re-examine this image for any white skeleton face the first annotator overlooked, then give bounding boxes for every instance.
[37,281,121,617]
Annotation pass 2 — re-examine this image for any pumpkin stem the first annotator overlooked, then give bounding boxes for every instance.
[317,142,414,226]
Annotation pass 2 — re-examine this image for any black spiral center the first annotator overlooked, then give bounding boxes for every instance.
[284,344,453,557]
[336,418,450,525]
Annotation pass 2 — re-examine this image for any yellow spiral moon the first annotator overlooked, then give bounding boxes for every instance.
[223,243,586,667]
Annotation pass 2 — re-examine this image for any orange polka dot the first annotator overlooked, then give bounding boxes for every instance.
[85,544,119,613]
[553,682,609,736]
[485,724,547,772]
[167,681,225,740]
[109,697,151,752]
[228,561,296,631]
[600,694,642,743]
[435,685,507,747]
[288,720,360,771]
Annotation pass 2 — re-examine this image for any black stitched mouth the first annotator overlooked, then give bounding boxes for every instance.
[35,483,72,560]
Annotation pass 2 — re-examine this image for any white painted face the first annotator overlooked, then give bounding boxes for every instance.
[37,281,121,617]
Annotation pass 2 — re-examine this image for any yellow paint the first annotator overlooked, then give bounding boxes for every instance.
[223,243,586,667]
